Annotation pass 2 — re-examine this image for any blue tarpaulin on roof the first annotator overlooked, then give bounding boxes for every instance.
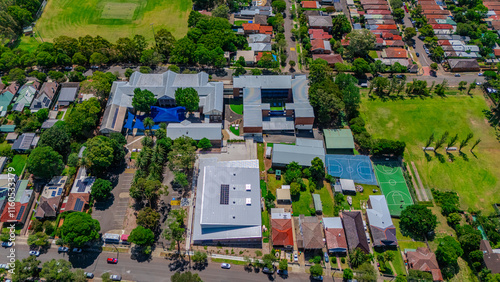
[124,112,134,130]
[150,106,186,123]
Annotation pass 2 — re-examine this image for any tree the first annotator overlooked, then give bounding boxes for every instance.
[310,157,325,182]
[349,248,368,268]
[310,264,323,277]
[430,62,438,71]
[72,52,87,66]
[79,71,116,100]
[272,0,286,13]
[91,178,113,201]
[170,37,196,64]
[458,81,467,91]
[212,4,230,18]
[168,136,197,172]
[284,162,303,184]
[83,136,115,171]
[290,182,301,196]
[346,30,376,58]
[27,146,64,179]
[174,87,199,112]
[132,88,157,114]
[279,259,288,270]
[28,232,49,247]
[392,8,405,22]
[171,271,202,282]
[36,108,49,123]
[155,28,176,58]
[331,15,352,40]
[129,226,155,246]
[192,251,208,265]
[447,134,459,151]
[459,133,473,151]
[434,131,449,151]
[344,268,354,280]
[143,117,155,136]
[73,269,88,282]
[60,212,100,247]
[471,138,481,152]
[352,58,371,76]
[136,207,161,229]
[400,205,437,237]
[140,49,164,66]
[65,98,101,139]
[38,122,71,156]
[197,138,212,150]
[164,220,185,253]
[13,256,41,282]
[40,259,74,282]
[404,27,417,42]
[89,52,108,66]
[130,178,166,206]
[436,236,463,275]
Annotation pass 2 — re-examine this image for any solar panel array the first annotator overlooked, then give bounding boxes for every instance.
[220,184,229,205]
[74,198,84,211]
[16,206,25,220]
[57,188,63,196]
[51,191,56,197]
[76,180,86,193]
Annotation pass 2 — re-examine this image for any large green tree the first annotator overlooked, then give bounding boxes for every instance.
[155,28,176,58]
[132,88,157,114]
[167,136,197,172]
[13,256,41,282]
[174,87,200,112]
[27,146,64,179]
[400,205,437,237]
[65,98,101,139]
[83,136,114,171]
[128,226,155,246]
[40,259,74,282]
[331,15,352,40]
[38,121,71,156]
[346,29,376,58]
[79,71,116,100]
[60,212,100,247]
[310,157,325,182]
[91,178,113,201]
[28,232,49,247]
[171,271,202,282]
[436,236,463,279]
[136,207,161,229]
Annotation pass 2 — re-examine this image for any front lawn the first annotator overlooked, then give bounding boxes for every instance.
[392,218,427,250]
[292,189,313,216]
[7,155,28,176]
[234,20,248,26]
[361,94,500,213]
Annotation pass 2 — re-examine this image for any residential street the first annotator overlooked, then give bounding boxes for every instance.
[0,243,318,282]
[284,0,298,72]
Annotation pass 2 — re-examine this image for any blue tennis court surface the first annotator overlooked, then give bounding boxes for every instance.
[325,155,378,185]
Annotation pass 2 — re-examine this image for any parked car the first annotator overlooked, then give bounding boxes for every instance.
[0,264,9,269]
[312,275,324,281]
[29,251,40,257]
[277,269,288,277]
[2,242,12,248]
[455,73,461,77]
[263,267,275,274]
[478,72,484,76]
[84,272,94,278]
[324,253,329,263]
[110,275,122,281]
[72,248,83,253]
[476,82,482,85]
[293,251,298,262]
[416,52,420,57]
[221,263,231,269]
[58,247,69,253]
[107,258,118,264]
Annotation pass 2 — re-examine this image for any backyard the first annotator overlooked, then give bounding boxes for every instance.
[36,0,191,42]
[361,94,500,213]
[7,155,28,176]
[292,188,313,216]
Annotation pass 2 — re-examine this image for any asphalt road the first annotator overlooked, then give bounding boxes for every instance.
[284,0,298,72]
[0,244,318,282]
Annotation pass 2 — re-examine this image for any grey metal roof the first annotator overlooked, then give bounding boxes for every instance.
[41,119,58,129]
[192,158,262,242]
[262,116,295,131]
[12,133,36,151]
[340,179,356,192]
[313,194,322,212]
[234,75,292,89]
[243,105,263,127]
[309,16,333,27]
[296,138,324,148]
[58,87,78,102]
[366,195,394,229]
[249,43,272,52]
[166,122,222,141]
[248,34,271,43]
[323,217,343,229]
[272,144,325,167]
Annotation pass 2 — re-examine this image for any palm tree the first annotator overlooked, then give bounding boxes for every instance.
[349,248,366,268]
[143,117,155,136]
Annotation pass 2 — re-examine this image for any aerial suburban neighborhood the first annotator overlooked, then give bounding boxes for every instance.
[0,0,498,281]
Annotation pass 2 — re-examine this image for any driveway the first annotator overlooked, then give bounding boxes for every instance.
[92,168,134,234]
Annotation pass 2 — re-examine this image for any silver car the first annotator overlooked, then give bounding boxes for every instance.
[221,263,231,269]
[110,274,122,281]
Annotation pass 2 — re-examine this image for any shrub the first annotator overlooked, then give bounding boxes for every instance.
[341,257,346,263]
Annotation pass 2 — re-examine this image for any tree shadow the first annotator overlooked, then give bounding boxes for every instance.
[93,194,115,211]
[446,152,455,162]
[434,152,446,163]
[459,151,469,161]
[470,151,478,159]
[165,253,189,272]
[130,245,152,262]
[483,109,500,127]
[67,249,102,269]
[192,261,208,271]
[424,151,432,161]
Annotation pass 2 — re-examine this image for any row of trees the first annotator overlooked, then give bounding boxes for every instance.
[0,0,42,42]
[12,256,89,282]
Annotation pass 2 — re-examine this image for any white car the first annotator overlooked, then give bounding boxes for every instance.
[110,275,122,281]
[478,73,484,76]
[28,251,40,257]
[293,251,298,262]
[476,82,482,85]
[221,263,231,269]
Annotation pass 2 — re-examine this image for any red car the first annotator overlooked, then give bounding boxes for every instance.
[107,258,118,264]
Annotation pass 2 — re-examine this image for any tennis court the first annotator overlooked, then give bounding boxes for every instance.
[325,155,378,185]
[373,161,413,216]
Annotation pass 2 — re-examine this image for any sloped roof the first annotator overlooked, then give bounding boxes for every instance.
[271,218,294,246]
[406,248,443,281]
[341,211,370,253]
[298,215,324,249]
[366,195,397,247]
[309,16,333,27]
[448,59,480,71]
[481,240,500,274]
[302,1,319,8]
[323,217,348,251]
[312,54,343,65]
[272,144,325,167]
[166,121,222,141]
[12,133,36,151]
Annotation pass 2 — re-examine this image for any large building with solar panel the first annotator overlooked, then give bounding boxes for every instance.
[35,176,67,219]
[100,71,224,135]
[192,158,262,246]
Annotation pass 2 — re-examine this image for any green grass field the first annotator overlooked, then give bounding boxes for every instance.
[373,161,413,216]
[361,94,500,213]
[7,155,28,176]
[36,0,192,42]
[317,184,334,217]
[292,189,313,216]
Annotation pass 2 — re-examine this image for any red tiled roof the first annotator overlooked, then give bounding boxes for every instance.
[376,38,384,44]
[494,49,500,57]
[309,29,332,40]
[325,227,348,251]
[311,39,326,51]
[0,202,27,223]
[385,48,407,58]
[242,23,260,31]
[259,25,273,35]
[375,24,398,30]
[65,193,90,212]
[272,218,294,246]
[406,248,443,281]
[438,40,451,46]
[366,10,392,14]
[312,54,344,64]
[431,24,454,30]
[302,1,319,8]
[341,39,349,46]
[392,35,402,40]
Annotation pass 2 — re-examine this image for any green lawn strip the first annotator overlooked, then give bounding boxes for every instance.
[317,185,334,217]
[350,184,381,210]
[374,249,405,276]
[229,103,243,115]
[56,111,64,120]
[15,36,41,52]
[267,174,283,195]
[7,155,28,176]
[211,258,248,266]
[292,189,313,216]
[393,218,427,248]
[270,107,283,111]
[369,50,378,59]
[267,143,274,148]
[257,144,265,171]
[229,126,240,136]
[234,20,248,26]
[2,225,22,235]
[360,95,500,213]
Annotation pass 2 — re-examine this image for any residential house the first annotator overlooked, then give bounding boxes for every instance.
[0,174,18,216]
[448,59,480,72]
[342,211,370,253]
[312,54,344,66]
[192,159,262,246]
[0,157,6,173]
[242,23,261,34]
[480,240,500,274]
[310,39,332,54]
[308,16,333,31]
[235,50,256,66]
[272,138,325,167]
[13,81,40,110]
[57,82,79,107]
[302,1,320,9]
[166,120,222,147]
[0,180,34,225]
[249,43,272,53]
[271,209,294,249]
[35,176,67,219]
[382,48,408,59]
[406,248,444,281]
[297,215,324,250]
[0,125,16,133]
[248,34,271,43]
[30,82,59,112]
[366,195,397,247]
[309,29,332,40]
[236,6,273,18]
[276,186,292,205]
[101,71,223,134]
[0,88,14,117]
[233,75,315,135]
[60,167,95,212]
[253,14,268,25]
[12,133,39,152]
[5,133,17,143]
[323,129,355,155]
[323,217,348,254]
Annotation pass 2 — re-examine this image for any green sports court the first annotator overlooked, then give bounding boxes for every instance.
[373,161,413,216]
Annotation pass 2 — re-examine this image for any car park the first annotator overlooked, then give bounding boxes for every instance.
[1,242,12,248]
[58,247,69,253]
[221,263,231,269]
[84,272,94,278]
[110,275,122,281]
[29,251,40,257]
[107,258,118,264]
